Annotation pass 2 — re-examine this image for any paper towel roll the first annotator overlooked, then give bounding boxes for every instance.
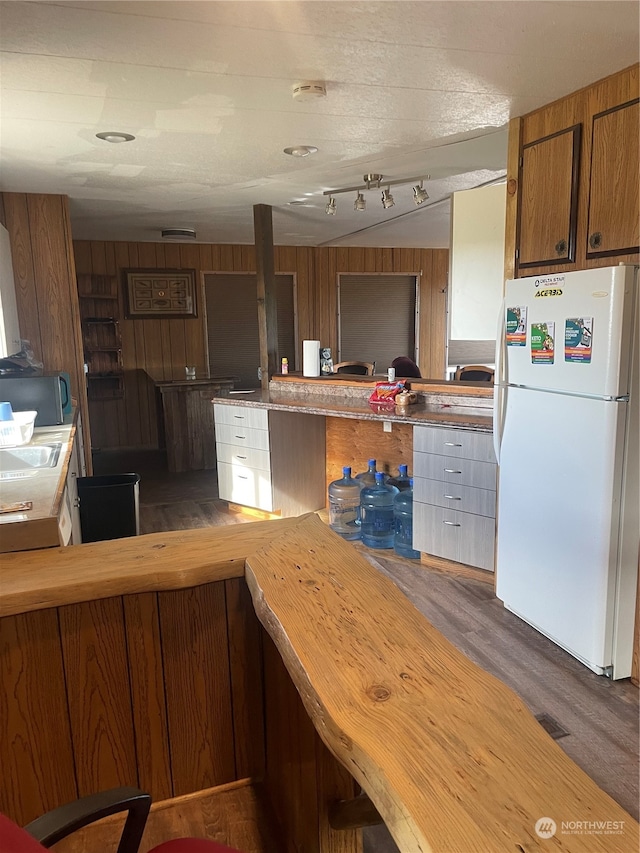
[303,340,321,377]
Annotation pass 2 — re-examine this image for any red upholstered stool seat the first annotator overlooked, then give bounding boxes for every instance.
[0,814,45,852]
[149,841,241,853]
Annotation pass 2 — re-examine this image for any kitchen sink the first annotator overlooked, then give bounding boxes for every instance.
[0,442,62,472]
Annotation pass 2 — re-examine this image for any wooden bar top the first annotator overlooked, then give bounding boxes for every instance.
[245,514,637,853]
[1,515,636,851]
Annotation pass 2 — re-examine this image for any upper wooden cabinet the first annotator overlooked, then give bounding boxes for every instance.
[587,98,640,258]
[518,125,581,267]
[506,64,639,278]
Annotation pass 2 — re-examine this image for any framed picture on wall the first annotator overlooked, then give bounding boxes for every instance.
[124,269,197,318]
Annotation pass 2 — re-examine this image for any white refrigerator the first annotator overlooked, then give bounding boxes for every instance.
[493,264,639,679]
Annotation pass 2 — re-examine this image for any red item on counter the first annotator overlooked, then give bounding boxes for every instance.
[368,380,405,411]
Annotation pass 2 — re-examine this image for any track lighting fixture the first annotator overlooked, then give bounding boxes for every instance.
[413,181,429,205]
[325,197,337,215]
[381,187,395,209]
[323,173,430,214]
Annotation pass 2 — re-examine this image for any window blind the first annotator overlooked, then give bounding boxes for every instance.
[338,275,417,370]
[204,274,295,388]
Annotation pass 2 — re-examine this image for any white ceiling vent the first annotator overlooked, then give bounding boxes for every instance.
[292,81,327,101]
[161,227,196,240]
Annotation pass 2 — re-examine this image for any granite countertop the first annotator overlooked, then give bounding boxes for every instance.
[215,386,493,431]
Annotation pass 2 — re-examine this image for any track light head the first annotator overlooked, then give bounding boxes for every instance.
[354,192,366,211]
[413,182,429,205]
[381,188,395,209]
[325,197,337,215]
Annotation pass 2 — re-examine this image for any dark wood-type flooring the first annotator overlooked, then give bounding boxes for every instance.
[91,449,640,852]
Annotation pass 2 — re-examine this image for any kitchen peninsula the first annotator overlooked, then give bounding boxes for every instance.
[213,375,497,571]
[0,514,636,852]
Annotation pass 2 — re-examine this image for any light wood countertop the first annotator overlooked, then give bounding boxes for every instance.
[0,515,636,851]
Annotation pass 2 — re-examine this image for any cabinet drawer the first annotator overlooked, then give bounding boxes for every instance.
[413,503,495,571]
[217,461,273,512]
[214,403,268,431]
[413,425,495,462]
[414,478,496,518]
[216,442,271,472]
[414,451,496,491]
[215,422,270,452]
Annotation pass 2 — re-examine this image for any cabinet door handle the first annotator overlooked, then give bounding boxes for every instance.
[555,238,567,255]
[443,520,461,527]
[444,469,462,474]
[443,495,462,500]
[589,232,602,250]
[444,442,462,447]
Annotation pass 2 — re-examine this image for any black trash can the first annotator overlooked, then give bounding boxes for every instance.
[77,473,141,543]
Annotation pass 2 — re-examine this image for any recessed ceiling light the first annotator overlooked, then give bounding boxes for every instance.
[96,131,135,143]
[161,228,196,240]
[283,146,318,157]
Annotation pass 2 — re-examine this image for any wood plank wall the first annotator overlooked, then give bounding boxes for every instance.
[1,193,92,471]
[0,578,264,826]
[73,242,448,450]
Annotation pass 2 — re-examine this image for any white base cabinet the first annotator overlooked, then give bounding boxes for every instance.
[413,425,497,571]
[214,403,326,516]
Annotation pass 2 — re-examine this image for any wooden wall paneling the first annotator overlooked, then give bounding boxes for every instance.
[504,117,522,282]
[0,192,5,226]
[60,198,92,471]
[225,578,266,780]
[219,244,236,270]
[58,597,138,795]
[158,583,236,795]
[632,547,640,688]
[262,631,320,853]
[0,610,77,825]
[326,418,413,485]
[429,250,448,379]
[114,242,144,449]
[2,193,41,362]
[99,240,128,448]
[316,735,362,853]
[122,592,173,800]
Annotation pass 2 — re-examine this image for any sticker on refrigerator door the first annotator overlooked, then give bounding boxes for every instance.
[531,322,555,364]
[565,317,593,363]
[506,306,527,346]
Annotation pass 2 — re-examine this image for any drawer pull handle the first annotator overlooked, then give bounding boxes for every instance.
[443,495,461,500]
[444,442,462,447]
[238,475,248,480]
[236,455,247,460]
[443,520,461,527]
[234,415,245,419]
[235,435,246,439]
[444,469,462,474]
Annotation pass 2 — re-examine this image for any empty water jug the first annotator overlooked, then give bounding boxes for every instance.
[328,466,363,540]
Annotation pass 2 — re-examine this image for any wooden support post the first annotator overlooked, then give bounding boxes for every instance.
[254,203,279,393]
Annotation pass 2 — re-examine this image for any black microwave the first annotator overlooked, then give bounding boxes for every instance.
[0,373,70,426]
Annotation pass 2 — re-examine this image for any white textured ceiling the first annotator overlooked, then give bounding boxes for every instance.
[1,1,638,247]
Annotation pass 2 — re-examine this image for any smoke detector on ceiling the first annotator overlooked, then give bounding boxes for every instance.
[161,228,196,240]
[292,81,327,101]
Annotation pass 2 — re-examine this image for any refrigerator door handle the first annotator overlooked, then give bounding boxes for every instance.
[493,297,507,463]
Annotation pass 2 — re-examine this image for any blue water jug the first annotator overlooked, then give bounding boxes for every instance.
[360,472,399,549]
[394,478,420,559]
[355,458,379,487]
[328,466,363,540]
[387,463,411,492]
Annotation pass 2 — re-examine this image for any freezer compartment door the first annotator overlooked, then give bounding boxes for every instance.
[495,386,631,675]
[503,265,636,398]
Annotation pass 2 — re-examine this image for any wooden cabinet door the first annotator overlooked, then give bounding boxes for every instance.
[518,125,581,267]
[587,98,640,257]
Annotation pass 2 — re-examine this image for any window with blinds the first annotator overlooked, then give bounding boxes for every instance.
[204,274,296,388]
[338,274,417,370]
